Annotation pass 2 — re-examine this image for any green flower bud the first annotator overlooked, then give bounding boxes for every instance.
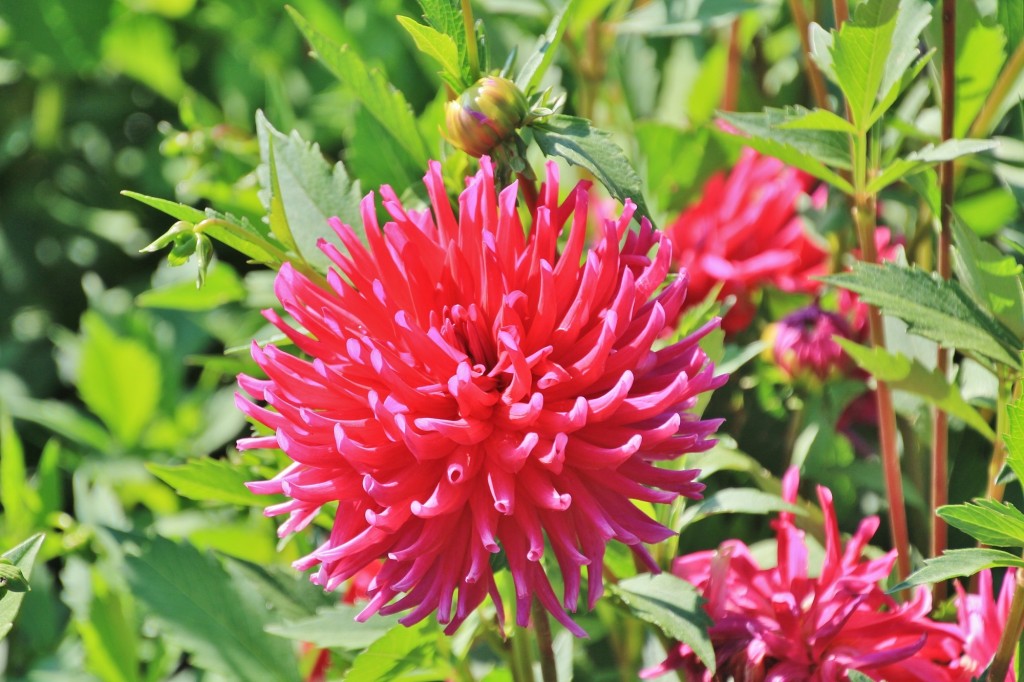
[445,76,528,157]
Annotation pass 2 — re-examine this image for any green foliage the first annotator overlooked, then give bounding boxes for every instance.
[397,17,463,91]
[0,534,45,641]
[515,0,577,95]
[265,604,401,650]
[938,499,1024,548]
[836,340,995,440]
[892,548,1024,591]
[677,488,804,527]
[952,215,1024,340]
[609,574,715,675]
[1006,397,1024,492]
[533,114,653,222]
[78,312,162,447]
[825,263,1023,369]
[342,620,452,682]
[256,111,364,273]
[146,458,266,507]
[287,8,430,190]
[124,534,300,682]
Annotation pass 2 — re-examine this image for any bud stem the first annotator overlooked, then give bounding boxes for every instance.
[462,0,480,78]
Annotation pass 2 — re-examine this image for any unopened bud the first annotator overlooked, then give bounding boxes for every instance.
[766,305,854,384]
[445,76,528,157]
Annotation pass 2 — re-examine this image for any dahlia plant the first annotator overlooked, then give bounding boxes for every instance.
[4,0,1024,680]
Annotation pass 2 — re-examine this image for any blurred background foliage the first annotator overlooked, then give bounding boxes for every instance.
[0,0,1022,679]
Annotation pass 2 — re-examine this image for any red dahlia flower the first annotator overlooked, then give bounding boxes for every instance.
[668,148,828,334]
[768,304,855,383]
[950,569,1016,680]
[643,468,959,681]
[237,158,726,635]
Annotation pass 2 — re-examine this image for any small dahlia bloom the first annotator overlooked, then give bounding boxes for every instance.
[950,569,1017,680]
[667,148,828,334]
[767,304,855,383]
[642,468,959,681]
[237,158,726,635]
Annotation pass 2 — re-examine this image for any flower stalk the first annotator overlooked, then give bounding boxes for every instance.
[532,599,559,682]
[931,0,956,602]
[788,0,830,110]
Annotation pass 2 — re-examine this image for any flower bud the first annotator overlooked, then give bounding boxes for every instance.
[766,305,854,383]
[445,76,528,157]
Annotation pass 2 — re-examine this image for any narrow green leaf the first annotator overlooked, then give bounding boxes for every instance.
[147,458,267,507]
[999,0,1024,51]
[122,190,206,224]
[533,114,654,224]
[890,548,1024,592]
[516,0,576,94]
[6,397,112,452]
[777,107,857,134]
[266,604,400,650]
[609,574,715,675]
[824,263,1023,369]
[288,8,429,169]
[397,16,461,89]
[876,0,931,116]
[1005,397,1024,487]
[0,534,45,641]
[952,214,1024,340]
[0,412,30,535]
[938,499,1024,548]
[869,47,934,128]
[256,111,363,273]
[125,535,299,682]
[836,339,995,441]
[868,139,998,194]
[77,571,139,682]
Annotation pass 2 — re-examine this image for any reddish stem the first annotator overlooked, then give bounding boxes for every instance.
[788,0,830,110]
[722,18,742,112]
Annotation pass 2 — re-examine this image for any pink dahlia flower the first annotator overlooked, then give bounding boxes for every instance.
[667,148,829,334]
[949,569,1017,680]
[642,468,959,681]
[767,304,855,383]
[237,158,726,635]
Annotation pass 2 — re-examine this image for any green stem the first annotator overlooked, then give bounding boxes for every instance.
[931,0,956,604]
[510,625,536,682]
[989,566,1024,681]
[788,0,830,110]
[531,600,558,682]
[194,218,329,289]
[461,0,480,79]
[986,368,1012,504]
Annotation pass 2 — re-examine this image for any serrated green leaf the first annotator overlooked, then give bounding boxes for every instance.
[825,263,1023,369]
[952,215,1024,339]
[343,619,449,682]
[830,0,930,130]
[717,110,855,193]
[397,16,462,89]
[0,534,45,641]
[147,458,266,507]
[288,8,429,170]
[868,139,998,194]
[256,111,363,273]
[777,107,857,133]
[1006,397,1024,488]
[891,548,1024,592]
[125,535,299,682]
[938,499,1024,548]
[516,0,576,94]
[609,573,715,675]
[533,114,652,223]
[78,312,161,447]
[417,0,472,84]
[266,604,400,650]
[869,47,934,128]
[835,339,995,441]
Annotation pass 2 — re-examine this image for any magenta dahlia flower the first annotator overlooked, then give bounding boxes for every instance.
[667,148,828,334]
[642,468,960,681]
[768,304,855,383]
[948,569,1017,680]
[237,158,726,635]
